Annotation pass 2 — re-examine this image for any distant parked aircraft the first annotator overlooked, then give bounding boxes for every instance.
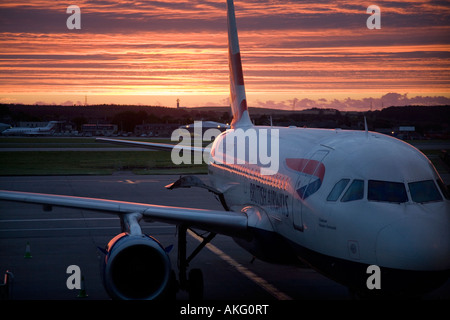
[2,121,61,136]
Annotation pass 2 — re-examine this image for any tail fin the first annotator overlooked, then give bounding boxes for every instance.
[227,0,252,128]
[46,121,59,130]
[46,121,57,128]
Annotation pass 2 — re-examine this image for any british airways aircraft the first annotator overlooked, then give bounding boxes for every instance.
[1,0,449,299]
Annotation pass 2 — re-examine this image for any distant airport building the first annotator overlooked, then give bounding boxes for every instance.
[376,126,419,140]
[397,126,419,140]
[134,123,180,137]
[81,124,117,136]
[180,121,230,135]
[399,126,415,132]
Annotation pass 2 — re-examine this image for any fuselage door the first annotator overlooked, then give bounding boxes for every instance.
[292,150,328,231]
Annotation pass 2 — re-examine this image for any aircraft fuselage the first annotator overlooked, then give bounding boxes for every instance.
[208,126,450,296]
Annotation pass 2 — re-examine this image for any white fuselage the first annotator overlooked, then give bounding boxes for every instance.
[207,125,450,295]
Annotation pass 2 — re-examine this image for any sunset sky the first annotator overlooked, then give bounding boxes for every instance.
[0,0,449,111]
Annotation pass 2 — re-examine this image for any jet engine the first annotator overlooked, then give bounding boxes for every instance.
[100,232,172,300]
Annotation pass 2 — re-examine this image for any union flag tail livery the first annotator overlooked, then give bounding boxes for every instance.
[227,0,252,128]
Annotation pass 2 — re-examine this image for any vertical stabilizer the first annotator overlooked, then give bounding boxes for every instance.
[227,0,252,128]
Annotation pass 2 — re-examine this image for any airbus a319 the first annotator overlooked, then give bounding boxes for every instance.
[0,0,449,299]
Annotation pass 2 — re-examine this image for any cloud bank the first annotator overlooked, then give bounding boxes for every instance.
[0,0,449,107]
[255,93,450,112]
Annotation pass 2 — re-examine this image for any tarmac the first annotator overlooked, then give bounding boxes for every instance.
[1,174,449,301]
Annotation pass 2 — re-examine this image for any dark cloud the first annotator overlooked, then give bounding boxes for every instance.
[255,93,450,111]
[1,0,449,33]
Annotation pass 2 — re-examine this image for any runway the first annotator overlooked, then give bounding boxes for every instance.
[1,174,449,300]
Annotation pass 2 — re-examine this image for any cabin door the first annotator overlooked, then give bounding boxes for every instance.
[292,150,329,231]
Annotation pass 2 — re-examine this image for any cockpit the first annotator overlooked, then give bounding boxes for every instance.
[326,177,450,204]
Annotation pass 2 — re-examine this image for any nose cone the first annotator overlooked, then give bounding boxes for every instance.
[376,215,450,271]
[374,213,450,296]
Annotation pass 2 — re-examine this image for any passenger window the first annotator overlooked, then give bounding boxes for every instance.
[327,179,350,201]
[368,180,408,203]
[409,180,443,203]
[341,179,364,202]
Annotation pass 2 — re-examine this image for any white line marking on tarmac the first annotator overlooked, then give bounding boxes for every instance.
[0,218,119,223]
[0,227,120,232]
[187,229,292,300]
[0,226,174,232]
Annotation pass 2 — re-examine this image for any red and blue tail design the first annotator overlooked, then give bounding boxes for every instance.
[227,0,252,128]
[286,158,326,199]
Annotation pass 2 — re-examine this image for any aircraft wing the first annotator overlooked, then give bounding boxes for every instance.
[96,137,209,153]
[0,190,248,237]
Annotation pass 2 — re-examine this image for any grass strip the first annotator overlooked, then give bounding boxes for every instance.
[0,151,207,176]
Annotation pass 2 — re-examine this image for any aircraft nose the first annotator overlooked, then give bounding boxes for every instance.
[376,215,450,271]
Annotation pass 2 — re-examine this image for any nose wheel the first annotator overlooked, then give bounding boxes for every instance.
[176,225,215,300]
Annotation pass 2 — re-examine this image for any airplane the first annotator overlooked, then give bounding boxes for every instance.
[1,0,449,300]
[1,121,61,136]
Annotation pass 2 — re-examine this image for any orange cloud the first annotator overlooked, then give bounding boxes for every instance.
[0,0,448,108]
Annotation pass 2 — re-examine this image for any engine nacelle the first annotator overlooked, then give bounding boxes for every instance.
[101,232,172,300]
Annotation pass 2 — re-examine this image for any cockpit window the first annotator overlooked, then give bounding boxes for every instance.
[409,180,443,203]
[341,179,364,202]
[368,180,408,203]
[327,179,350,201]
